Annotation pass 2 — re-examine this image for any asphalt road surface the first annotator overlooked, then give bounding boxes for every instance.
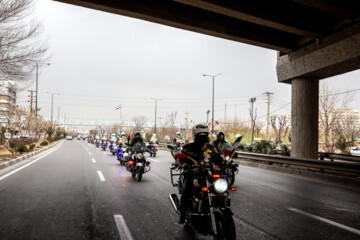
[0,140,359,240]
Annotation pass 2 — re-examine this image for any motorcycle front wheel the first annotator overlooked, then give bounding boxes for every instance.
[137,166,143,182]
[212,209,236,240]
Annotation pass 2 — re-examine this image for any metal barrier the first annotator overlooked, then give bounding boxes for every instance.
[235,151,360,175]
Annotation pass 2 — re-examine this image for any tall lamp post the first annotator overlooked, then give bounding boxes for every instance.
[45,92,60,124]
[203,73,222,132]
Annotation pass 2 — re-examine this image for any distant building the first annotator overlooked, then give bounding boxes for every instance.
[0,78,17,126]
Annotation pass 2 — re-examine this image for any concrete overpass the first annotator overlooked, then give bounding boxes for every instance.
[54,0,360,159]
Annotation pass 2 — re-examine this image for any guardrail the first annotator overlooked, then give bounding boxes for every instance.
[235,151,360,175]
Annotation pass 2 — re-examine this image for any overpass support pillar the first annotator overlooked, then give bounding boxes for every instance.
[277,23,360,159]
[291,78,318,159]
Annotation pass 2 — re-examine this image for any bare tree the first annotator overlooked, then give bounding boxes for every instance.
[0,0,49,81]
[270,115,290,146]
[319,81,354,151]
[166,111,177,137]
[132,116,147,131]
[333,110,360,151]
[254,121,265,138]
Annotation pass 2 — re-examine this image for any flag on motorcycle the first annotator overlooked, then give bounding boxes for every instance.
[206,121,211,127]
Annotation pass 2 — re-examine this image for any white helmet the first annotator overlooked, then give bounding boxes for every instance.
[192,123,209,139]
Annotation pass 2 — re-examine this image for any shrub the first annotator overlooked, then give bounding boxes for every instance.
[40,141,48,146]
[281,144,291,156]
[237,143,246,152]
[15,144,29,153]
[335,139,347,153]
[29,144,36,150]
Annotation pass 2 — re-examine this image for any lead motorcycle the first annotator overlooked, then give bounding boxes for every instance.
[168,143,237,240]
[101,141,107,151]
[125,142,151,181]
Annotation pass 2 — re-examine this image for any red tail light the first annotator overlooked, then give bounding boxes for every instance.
[128,160,134,165]
[212,174,221,178]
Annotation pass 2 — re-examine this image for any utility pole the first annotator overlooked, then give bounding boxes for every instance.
[151,98,162,135]
[263,92,273,141]
[57,107,60,128]
[249,97,256,144]
[29,90,34,113]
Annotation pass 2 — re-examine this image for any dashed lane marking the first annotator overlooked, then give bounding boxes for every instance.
[288,207,360,236]
[97,171,105,181]
[92,158,96,163]
[89,152,92,155]
[114,215,134,240]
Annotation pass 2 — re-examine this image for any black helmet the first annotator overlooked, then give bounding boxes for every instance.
[134,132,141,138]
[192,123,209,139]
[217,132,225,141]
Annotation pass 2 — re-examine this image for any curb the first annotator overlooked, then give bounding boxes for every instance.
[0,141,62,170]
[234,159,360,187]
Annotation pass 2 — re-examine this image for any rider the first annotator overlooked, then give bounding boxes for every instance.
[212,132,231,154]
[129,132,145,159]
[178,123,212,223]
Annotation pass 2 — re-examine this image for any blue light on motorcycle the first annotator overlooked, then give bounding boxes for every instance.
[234,164,239,167]
[146,161,150,166]
[221,175,228,178]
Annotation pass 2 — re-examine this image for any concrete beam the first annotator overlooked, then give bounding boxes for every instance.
[276,22,360,83]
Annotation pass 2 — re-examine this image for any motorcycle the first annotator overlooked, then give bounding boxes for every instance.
[95,140,100,148]
[101,141,107,151]
[110,142,118,155]
[117,145,129,166]
[168,144,237,240]
[147,143,157,157]
[125,142,151,182]
[220,136,242,186]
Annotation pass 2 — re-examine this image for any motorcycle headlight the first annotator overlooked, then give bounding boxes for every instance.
[137,153,143,159]
[225,155,231,162]
[213,179,228,193]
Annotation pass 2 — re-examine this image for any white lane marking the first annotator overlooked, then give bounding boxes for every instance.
[89,152,92,155]
[148,158,158,162]
[92,158,96,163]
[288,208,360,236]
[114,215,134,240]
[97,171,105,181]
[0,141,64,181]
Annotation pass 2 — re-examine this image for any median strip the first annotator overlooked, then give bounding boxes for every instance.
[114,215,134,240]
[97,171,105,181]
[288,207,360,235]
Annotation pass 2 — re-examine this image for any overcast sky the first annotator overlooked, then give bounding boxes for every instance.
[17,0,360,129]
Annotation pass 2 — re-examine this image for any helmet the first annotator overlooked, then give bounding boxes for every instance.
[217,132,225,141]
[134,132,141,138]
[192,123,209,139]
[120,132,126,137]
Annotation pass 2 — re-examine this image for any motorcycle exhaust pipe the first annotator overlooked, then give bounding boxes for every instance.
[169,194,181,215]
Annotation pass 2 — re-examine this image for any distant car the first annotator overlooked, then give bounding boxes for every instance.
[350,147,360,156]
[66,136,73,140]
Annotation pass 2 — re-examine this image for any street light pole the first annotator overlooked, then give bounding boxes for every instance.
[151,98,162,135]
[203,73,222,132]
[46,92,60,124]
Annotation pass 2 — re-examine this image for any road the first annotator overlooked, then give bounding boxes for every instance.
[0,140,359,240]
